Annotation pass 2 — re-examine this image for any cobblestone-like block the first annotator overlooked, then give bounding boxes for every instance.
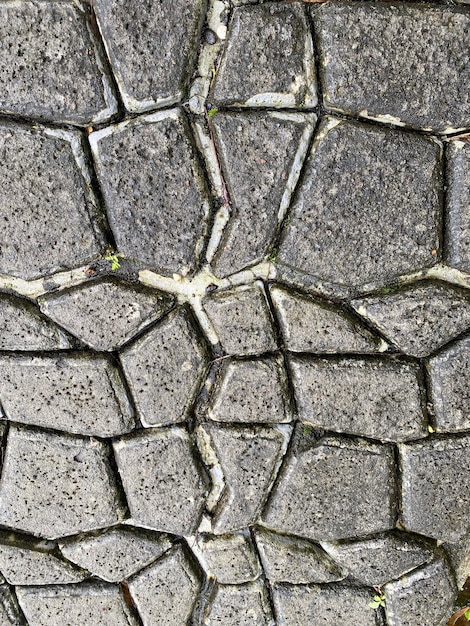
[203,581,274,626]
[197,533,261,584]
[263,434,396,541]
[90,110,209,276]
[94,0,204,112]
[120,308,207,427]
[0,426,124,539]
[39,278,174,352]
[446,140,470,273]
[0,1,117,125]
[203,284,278,356]
[290,356,427,442]
[60,527,172,583]
[444,532,470,589]
[278,118,441,287]
[0,123,103,280]
[0,354,134,437]
[352,281,470,358]
[211,2,316,108]
[400,436,470,543]
[315,2,470,133]
[210,112,315,276]
[113,428,208,536]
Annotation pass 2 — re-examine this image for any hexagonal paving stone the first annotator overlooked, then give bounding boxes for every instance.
[0,1,117,125]
[0,123,104,280]
[120,307,207,427]
[0,426,125,539]
[197,533,261,584]
[203,581,274,626]
[277,118,441,288]
[90,110,210,276]
[446,140,470,273]
[315,1,470,133]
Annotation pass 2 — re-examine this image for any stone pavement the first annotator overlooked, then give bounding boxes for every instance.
[0,1,469,625]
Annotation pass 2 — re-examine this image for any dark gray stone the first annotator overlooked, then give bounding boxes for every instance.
[90,110,210,276]
[289,356,427,442]
[211,2,316,108]
[203,581,274,626]
[278,118,441,288]
[197,533,261,584]
[443,532,470,589]
[446,140,470,273]
[315,1,470,133]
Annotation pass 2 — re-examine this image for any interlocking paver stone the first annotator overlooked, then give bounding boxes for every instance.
[202,581,274,626]
[446,140,470,273]
[197,533,261,584]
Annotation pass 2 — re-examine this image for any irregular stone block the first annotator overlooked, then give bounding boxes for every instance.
[0,426,125,539]
[39,278,174,351]
[278,118,441,288]
[0,123,104,280]
[211,2,316,108]
[446,140,470,273]
[0,354,134,437]
[197,533,260,584]
[90,110,210,276]
[0,585,27,625]
[0,1,117,125]
[120,308,207,427]
[399,436,470,542]
[290,356,427,442]
[443,532,470,589]
[203,581,274,626]
[113,428,208,536]
[60,527,172,583]
[352,281,470,358]
[315,2,470,133]
[94,0,204,112]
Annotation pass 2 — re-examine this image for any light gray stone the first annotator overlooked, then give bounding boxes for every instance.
[197,533,261,584]
[203,581,274,626]
[446,140,470,273]
[0,585,27,625]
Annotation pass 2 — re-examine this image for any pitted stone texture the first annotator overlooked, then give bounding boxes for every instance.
[315,2,470,133]
[203,581,274,626]
[211,2,316,108]
[197,533,261,584]
[0,354,134,437]
[94,0,204,112]
[0,1,117,125]
[16,583,138,626]
[254,528,345,584]
[0,123,103,280]
[210,112,315,276]
[444,533,470,589]
[120,307,207,427]
[446,140,470,273]
[0,585,27,625]
[263,433,396,541]
[278,118,441,288]
[352,281,470,358]
[399,436,470,543]
[270,285,384,353]
[203,284,277,356]
[90,110,209,276]
[60,527,172,583]
[208,356,291,424]
[384,559,456,626]
[290,356,427,442]
[0,426,124,540]
[128,545,201,626]
[39,278,174,352]
[114,428,208,536]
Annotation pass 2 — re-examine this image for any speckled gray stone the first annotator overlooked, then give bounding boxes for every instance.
[0,354,134,437]
[446,140,470,273]
[203,581,274,626]
[197,533,261,584]
[0,426,125,540]
[444,532,470,589]
[278,118,441,288]
[0,585,27,625]
[315,1,470,133]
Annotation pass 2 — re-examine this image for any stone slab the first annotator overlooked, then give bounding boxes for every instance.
[197,533,261,584]
[446,140,470,273]
[0,585,27,625]
[203,581,274,626]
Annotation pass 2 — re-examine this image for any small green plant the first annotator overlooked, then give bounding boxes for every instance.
[268,247,278,263]
[368,594,386,609]
[104,253,121,270]
[465,608,470,621]
[207,107,218,119]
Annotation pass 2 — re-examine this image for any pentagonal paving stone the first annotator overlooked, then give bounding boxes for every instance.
[60,527,172,583]
[352,281,470,358]
[289,356,427,443]
[93,0,204,112]
[128,545,201,626]
[315,2,470,133]
[0,354,135,437]
[0,123,104,280]
[207,355,291,424]
[202,581,274,626]
[113,428,208,536]
[263,432,396,541]
[197,533,261,584]
[39,278,175,352]
[210,2,316,108]
[120,307,207,427]
[0,585,27,625]
[89,110,210,276]
[203,284,278,356]
[270,285,385,353]
[209,111,315,276]
[277,118,441,288]
[0,1,117,125]
[399,436,470,543]
[0,426,125,540]
[253,527,345,584]
[446,140,470,273]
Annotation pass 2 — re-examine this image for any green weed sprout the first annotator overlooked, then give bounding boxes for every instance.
[368,594,386,609]
[104,253,121,270]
